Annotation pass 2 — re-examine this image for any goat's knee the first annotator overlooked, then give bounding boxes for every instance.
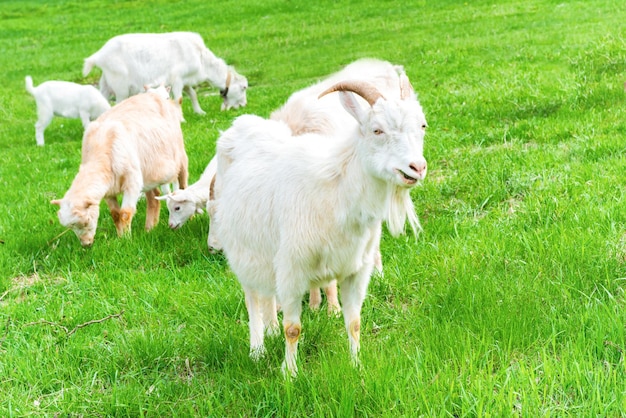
[116,208,134,236]
[282,321,301,377]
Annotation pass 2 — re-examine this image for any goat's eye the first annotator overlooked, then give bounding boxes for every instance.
[373,129,384,135]
[174,206,181,212]
[421,123,428,130]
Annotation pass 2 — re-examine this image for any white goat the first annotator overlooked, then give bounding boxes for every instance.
[156,157,217,229]
[83,31,248,113]
[160,59,408,312]
[213,77,427,375]
[160,59,406,231]
[51,91,188,246]
[25,76,110,146]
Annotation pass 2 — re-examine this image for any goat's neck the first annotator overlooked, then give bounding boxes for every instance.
[182,181,210,208]
[203,54,230,90]
[66,157,112,203]
[333,139,392,229]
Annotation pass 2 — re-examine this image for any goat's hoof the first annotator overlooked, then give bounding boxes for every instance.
[281,361,298,378]
[249,346,266,361]
[327,304,342,317]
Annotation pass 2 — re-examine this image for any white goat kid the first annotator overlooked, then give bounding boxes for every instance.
[25,76,110,146]
[51,92,188,246]
[156,156,217,229]
[83,31,248,114]
[214,78,427,376]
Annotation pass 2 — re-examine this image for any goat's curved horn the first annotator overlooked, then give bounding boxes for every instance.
[399,73,414,100]
[318,81,385,106]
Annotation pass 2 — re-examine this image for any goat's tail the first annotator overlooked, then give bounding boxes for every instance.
[24,75,35,95]
[82,57,96,77]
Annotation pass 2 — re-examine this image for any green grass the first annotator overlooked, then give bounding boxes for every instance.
[2,0,626,415]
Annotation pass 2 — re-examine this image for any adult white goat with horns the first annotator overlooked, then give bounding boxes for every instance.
[212,74,427,376]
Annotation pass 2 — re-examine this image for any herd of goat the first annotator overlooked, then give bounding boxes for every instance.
[26,31,428,376]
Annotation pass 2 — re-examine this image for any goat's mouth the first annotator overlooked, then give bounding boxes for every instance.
[395,169,418,185]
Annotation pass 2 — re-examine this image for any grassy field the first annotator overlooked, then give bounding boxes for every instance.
[1,0,626,415]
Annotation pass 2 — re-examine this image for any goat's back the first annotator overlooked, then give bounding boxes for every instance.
[82,93,187,190]
[270,58,405,138]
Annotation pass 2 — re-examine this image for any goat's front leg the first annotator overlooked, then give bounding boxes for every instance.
[184,85,206,115]
[244,289,266,360]
[340,268,373,366]
[277,287,304,377]
[79,110,91,130]
[117,183,141,236]
[260,296,280,337]
[104,196,125,236]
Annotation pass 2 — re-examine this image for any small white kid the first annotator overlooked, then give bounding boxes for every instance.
[25,75,111,146]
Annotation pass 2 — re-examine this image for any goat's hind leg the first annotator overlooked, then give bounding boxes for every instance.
[144,188,161,231]
[35,106,53,146]
[340,269,372,367]
[244,289,267,360]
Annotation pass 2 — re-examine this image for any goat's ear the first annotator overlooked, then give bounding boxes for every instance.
[51,199,62,206]
[339,91,366,123]
[154,194,169,201]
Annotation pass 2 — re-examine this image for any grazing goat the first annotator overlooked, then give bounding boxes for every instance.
[213,77,427,376]
[83,31,248,114]
[156,156,217,230]
[51,91,188,246]
[25,76,110,146]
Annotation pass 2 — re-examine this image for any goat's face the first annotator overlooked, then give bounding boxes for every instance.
[342,92,428,189]
[51,198,100,246]
[158,193,197,229]
[221,75,248,111]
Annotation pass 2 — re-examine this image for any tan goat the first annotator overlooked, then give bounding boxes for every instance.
[51,91,188,246]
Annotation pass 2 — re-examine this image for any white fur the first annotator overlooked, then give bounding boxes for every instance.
[83,31,248,114]
[156,156,217,229]
[51,92,188,246]
[213,79,427,375]
[144,84,171,100]
[162,59,408,231]
[25,76,110,146]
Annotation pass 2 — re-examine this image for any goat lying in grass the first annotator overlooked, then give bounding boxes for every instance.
[213,76,427,376]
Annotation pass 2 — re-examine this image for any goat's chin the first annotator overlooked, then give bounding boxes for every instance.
[393,169,420,188]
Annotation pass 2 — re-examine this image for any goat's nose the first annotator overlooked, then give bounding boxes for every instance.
[410,160,427,176]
